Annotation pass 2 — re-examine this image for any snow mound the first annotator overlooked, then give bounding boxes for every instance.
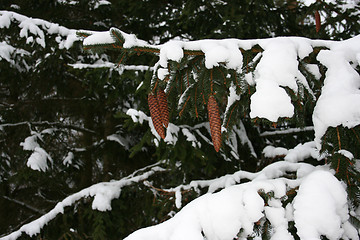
[293,170,358,240]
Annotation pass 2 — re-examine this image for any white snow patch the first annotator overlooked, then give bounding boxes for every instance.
[263,145,289,158]
[313,41,360,148]
[63,152,74,166]
[27,147,52,172]
[293,170,356,240]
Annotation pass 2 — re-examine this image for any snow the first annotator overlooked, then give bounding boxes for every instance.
[107,134,129,150]
[249,38,312,122]
[63,152,74,166]
[313,36,360,148]
[93,0,111,9]
[3,15,360,239]
[123,168,357,240]
[0,41,30,68]
[263,145,288,158]
[157,67,169,80]
[20,135,40,151]
[264,206,294,240]
[19,133,54,171]
[26,147,52,172]
[82,30,114,46]
[82,28,360,150]
[284,141,320,163]
[159,41,184,68]
[293,170,357,240]
[0,10,79,49]
[338,149,354,160]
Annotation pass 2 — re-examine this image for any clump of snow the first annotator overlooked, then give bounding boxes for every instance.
[313,37,360,148]
[198,39,243,71]
[0,10,79,49]
[20,135,40,151]
[263,145,289,158]
[90,183,121,211]
[164,123,180,145]
[249,38,313,122]
[159,41,184,68]
[26,147,52,172]
[83,30,114,46]
[284,141,320,163]
[157,67,169,80]
[293,170,357,240]
[263,141,324,163]
[20,133,53,172]
[338,149,354,160]
[126,109,149,124]
[264,206,294,240]
[63,152,74,166]
[250,79,294,122]
[93,0,111,9]
[107,134,129,150]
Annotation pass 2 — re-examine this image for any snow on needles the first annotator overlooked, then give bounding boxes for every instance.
[87,28,360,146]
[0,10,80,49]
[124,168,358,240]
[313,35,360,148]
[0,162,166,240]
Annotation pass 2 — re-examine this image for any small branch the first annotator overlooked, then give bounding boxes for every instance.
[2,196,46,215]
[0,160,167,240]
[260,126,314,137]
[336,127,341,150]
[0,121,97,135]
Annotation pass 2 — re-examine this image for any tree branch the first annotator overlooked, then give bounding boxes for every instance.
[1,196,46,215]
[0,121,97,135]
[260,126,314,137]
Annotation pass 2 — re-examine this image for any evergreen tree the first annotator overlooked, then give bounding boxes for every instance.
[0,0,360,239]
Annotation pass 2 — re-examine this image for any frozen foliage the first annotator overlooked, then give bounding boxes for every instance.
[313,35,360,148]
[3,11,360,239]
[20,132,53,172]
[85,28,360,147]
[263,141,323,163]
[0,162,166,240]
[0,41,29,68]
[126,109,253,158]
[125,168,358,240]
[26,147,53,172]
[0,10,79,49]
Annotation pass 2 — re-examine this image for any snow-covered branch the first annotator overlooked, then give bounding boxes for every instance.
[126,167,359,240]
[0,10,80,49]
[85,28,360,149]
[0,160,167,240]
[260,126,315,137]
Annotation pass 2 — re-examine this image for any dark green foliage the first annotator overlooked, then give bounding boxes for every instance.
[1,0,360,239]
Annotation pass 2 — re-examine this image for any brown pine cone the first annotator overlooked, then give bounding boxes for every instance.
[148,93,165,139]
[157,88,169,128]
[207,95,222,152]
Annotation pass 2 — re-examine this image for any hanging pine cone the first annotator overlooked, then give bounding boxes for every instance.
[207,95,222,152]
[148,93,165,139]
[157,88,169,128]
[315,10,321,33]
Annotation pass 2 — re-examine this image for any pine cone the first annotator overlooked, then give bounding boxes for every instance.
[148,93,165,139]
[207,95,222,152]
[157,88,169,128]
[315,10,321,33]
